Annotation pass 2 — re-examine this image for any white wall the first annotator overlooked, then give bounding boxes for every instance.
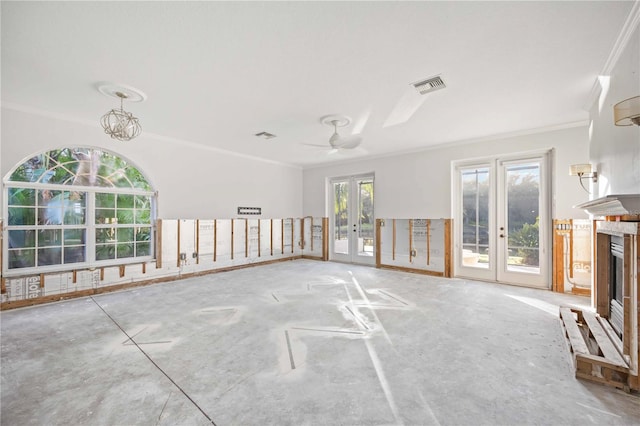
[1,107,303,219]
[303,125,591,220]
[589,25,640,197]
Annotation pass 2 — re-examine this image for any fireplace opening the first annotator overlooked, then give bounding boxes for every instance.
[609,235,624,337]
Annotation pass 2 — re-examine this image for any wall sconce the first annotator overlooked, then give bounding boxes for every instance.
[570,164,598,193]
[613,96,640,126]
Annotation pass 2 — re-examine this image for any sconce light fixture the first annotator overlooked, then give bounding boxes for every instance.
[569,164,598,193]
[613,95,640,126]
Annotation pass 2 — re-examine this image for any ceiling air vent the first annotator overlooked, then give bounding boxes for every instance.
[412,75,446,95]
[255,131,276,139]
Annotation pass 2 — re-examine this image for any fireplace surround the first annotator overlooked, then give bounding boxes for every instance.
[573,194,640,391]
[593,220,639,392]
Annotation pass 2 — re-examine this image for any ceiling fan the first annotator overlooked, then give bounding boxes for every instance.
[305,115,363,154]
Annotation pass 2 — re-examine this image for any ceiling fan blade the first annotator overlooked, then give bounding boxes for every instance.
[303,143,330,148]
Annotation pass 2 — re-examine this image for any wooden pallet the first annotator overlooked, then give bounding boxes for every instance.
[559,306,630,391]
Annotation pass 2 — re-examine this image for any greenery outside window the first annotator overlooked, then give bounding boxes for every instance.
[4,148,155,275]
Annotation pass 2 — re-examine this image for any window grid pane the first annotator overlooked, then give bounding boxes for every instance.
[6,147,154,271]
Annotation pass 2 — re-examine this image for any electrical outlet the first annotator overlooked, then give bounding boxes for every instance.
[192,252,198,258]
[410,249,417,257]
[180,253,187,261]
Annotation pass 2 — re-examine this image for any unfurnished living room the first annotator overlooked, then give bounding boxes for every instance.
[1,1,640,425]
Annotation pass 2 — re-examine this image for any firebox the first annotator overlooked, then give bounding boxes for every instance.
[609,235,624,336]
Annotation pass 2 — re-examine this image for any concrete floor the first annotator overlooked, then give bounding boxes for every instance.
[1,260,639,425]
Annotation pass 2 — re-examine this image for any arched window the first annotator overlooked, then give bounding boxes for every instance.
[3,147,156,274]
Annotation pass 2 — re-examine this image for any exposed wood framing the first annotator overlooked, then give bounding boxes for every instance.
[552,219,571,293]
[444,219,452,278]
[375,219,382,267]
[392,219,396,260]
[72,270,77,284]
[409,219,414,262]
[623,235,632,357]
[231,219,234,260]
[569,222,574,279]
[213,219,217,262]
[553,224,564,292]
[0,220,3,282]
[196,219,200,264]
[245,219,249,258]
[156,219,163,268]
[176,220,182,267]
[290,218,294,253]
[378,264,445,277]
[258,220,261,257]
[322,217,329,261]
[281,218,284,255]
[1,278,5,295]
[426,219,431,266]
[0,257,303,311]
[596,232,610,317]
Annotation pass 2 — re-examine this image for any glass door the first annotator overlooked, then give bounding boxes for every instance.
[454,153,550,288]
[458,163,495,281]
[329,174,375,265]
[496,158,548,287]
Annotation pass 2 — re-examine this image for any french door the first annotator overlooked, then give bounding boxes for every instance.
[454,152,550,288]
[329,174,375,265]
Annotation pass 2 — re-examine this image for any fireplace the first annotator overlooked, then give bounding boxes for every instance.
[574,194,640,392]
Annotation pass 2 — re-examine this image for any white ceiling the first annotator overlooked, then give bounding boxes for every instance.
[1,1,634,168]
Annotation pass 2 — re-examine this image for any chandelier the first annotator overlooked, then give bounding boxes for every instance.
[100,91,141,141]
[97,83,146,141]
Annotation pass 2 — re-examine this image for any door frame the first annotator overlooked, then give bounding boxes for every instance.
[327,173,375,265]
[452,149,552,288]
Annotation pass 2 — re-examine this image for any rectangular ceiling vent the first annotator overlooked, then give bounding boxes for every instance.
[255,131,276,139]
[412,75,446,95]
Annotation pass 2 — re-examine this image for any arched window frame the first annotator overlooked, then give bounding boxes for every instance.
[3,147,157,276]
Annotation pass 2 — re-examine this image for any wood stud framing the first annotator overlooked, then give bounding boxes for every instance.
[0,216,462,310]
[156,219,163,269]
[374,218,453,277]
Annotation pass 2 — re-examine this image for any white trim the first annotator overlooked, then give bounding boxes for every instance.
[2,103,302,170]
[304,121,587,170]
[602,1,640,76]
[583,1,640,111]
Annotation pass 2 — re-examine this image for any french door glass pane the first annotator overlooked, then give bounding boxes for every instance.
[358,180,374,256]
[461,168,490,268]
[333,182,349,255]
[506,163,540,273]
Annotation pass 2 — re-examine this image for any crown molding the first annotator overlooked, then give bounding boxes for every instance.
[1,103,302,170]
[302,121,588,170]
[583,0,640,111]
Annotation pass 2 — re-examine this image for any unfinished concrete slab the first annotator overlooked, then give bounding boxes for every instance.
[1,260,639,425]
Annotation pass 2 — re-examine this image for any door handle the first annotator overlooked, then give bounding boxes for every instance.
[499,234,505,238]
